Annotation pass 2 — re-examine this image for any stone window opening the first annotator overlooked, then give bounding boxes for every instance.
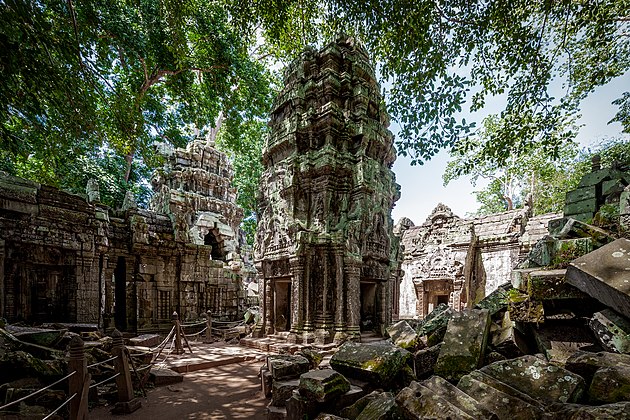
[204,229,225,261]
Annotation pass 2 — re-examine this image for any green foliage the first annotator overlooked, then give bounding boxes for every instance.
[1,0,273,207]
[234,0,630,166]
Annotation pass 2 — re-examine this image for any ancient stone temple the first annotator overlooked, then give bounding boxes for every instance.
[398,203,557,318]
[0,138,252,330]
[254,36,401,344]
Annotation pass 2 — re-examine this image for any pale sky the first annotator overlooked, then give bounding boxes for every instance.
[390,73,630,225]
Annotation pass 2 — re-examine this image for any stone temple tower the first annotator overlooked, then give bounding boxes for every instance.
[254,36,400,344]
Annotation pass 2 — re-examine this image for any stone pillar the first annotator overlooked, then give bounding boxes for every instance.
[344,260,361,341]
[333,252,347,343]
[68,336,89,420]
[287,257,304,343]
[302,255,315,343]
[264,277,274,336]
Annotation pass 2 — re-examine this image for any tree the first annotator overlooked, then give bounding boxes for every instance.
[443,115,581,215]
[1,0,273,207]
[230,0,629,166]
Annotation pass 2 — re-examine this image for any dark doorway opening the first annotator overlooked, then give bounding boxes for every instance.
[360,281,377,332]
[204,230,225,261]
[437,294,450,305]
[273,280,291,332]
[114,256,127,331]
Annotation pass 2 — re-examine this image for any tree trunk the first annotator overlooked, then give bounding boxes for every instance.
[124,151,134,182]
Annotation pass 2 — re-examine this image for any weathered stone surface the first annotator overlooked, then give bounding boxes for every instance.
[395,381,474,420]
[508,290,544,324]
[285,390,319,420]
[474,283,511,316]
[416,303,453,337]
[267,404,287,420]
[338,390,381,420]
[413,343,442,379]
[298,369,350,403]
[417,376,497,419]
[314,414,347,420]
[526,270,587,300]
[272,379,300,407]
[589,309,630,354]
[149,368,183,386]
[261,366,273,398]
[457,374,545,420]
[254,36,401,342]
[330,341,412,387]
[332,385,366,413]
[434,309,491,381]
[565,351,630,385]
[549,402,630,419]
[549,218,615,249]
[478,355,585,403]
[268,355,310,380]
[386,320,422,351]
[129,334,161,347]
[356,392,402,420]
[491,312,529,358]
[566,238,630,319]
[588,365,630,404]
[298,348,324,369]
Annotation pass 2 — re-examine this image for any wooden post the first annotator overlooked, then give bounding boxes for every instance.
[172,311,184,354]
[205,310,213,343]
[68,336,89,420]
[111,329,141,414]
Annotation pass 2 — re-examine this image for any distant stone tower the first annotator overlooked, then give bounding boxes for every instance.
[254,36,401,344]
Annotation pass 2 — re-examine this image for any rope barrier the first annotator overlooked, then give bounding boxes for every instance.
[87,355,119,369]
[41,392,76,420]
[181,320,207,328]
[89,373,121,389]
[0,371,76,411]
[183,326,207,337]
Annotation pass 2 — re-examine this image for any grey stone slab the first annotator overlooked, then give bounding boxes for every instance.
[395,382,474,420]
[588,365,630,404]
[478,355,585,403]
[386,320,422,351]
[413,343,442,379]
[355,392,402,420]
[268,355,311,380]
[418,375,497,419]
[150,368,183,386]
[566,238,630,319]
[272,379,300,407]
[565,351,630,385]
[589,308,630,354]
[434,309,491,381]
[298,369,350,403]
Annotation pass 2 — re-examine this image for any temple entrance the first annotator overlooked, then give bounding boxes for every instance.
[273,279,291,332]
[113,256,127,331]
[360,281,377,332]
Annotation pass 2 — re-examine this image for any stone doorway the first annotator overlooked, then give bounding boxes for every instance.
[273,279,291,332]
[360,281,377,332]
[204,230,225,261]
[113,256,127,331]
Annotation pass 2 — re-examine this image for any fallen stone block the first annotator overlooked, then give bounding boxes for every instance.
[332,385,366,413]
[491,311,529,359]
[415,304,453,338]
[314,414,346,420]
[330,341,412,387]
[551,217,615,248]
[566,238,630,319]
[268,355,310,380]
[261,366,273,398]
[508,291,544,324]
[128,334,161,347]
[588,365,630,404]
[474,282,511,316]
[298,347,324,369]
[478,355,585,403]
[526,269,588,300]
[565,350,630,385]
[298,369,350,403]
[413,343,442,379]
[285,390,320,420]
[418,375,497,419]
[339,390,381,419]
[386,320,423,351]
[149,368,183,386]
[548,401,630,419]
[589,308,630,354]
[395,382,474,420]
[456,373,545,420]
[267,404,287,420]
[434,309,491,381]
[356,392,402,420]
[272,379,300,407]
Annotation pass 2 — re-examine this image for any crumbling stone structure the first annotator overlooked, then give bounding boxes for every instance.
[0,139,251,330]
[398,203,556,318]
[254,36,401,344]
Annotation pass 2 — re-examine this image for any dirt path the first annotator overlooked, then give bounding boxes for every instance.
[90,361,267,420]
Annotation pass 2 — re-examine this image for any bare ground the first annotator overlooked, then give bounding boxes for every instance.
[89,361,267,420]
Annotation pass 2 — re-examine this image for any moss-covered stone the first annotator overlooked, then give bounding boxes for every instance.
[356,392,402,420]
[589,309,630,354]
[298,369,350,403]
[386,320,422,351]
[588,365,630,404]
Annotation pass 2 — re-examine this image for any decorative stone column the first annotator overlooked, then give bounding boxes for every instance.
[287,256,304,343]
[345,260,361,341]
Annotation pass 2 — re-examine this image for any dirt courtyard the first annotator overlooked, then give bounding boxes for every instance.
[90,361,267,420]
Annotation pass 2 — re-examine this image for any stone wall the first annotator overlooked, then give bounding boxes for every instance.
[398,204,557,319]
[0,139,251,331]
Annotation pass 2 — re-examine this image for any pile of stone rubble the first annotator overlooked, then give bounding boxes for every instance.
[261,219,630,419]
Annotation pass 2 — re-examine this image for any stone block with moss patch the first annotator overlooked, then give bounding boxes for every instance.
[395,381,475,419]
[589,309,630,354]
[474,282,511,316]
[565,351,630,386]
[434,309,491,382]
[356,392,402,420]
[267,355,310,380]
[507,290,544,324]
[386,320,422,351]
[415,303,453,338]
[588,365,630,404]
[298,369,350,403]
[329,341,412,388]
[478,355,585,403]
[526,269,588,300]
